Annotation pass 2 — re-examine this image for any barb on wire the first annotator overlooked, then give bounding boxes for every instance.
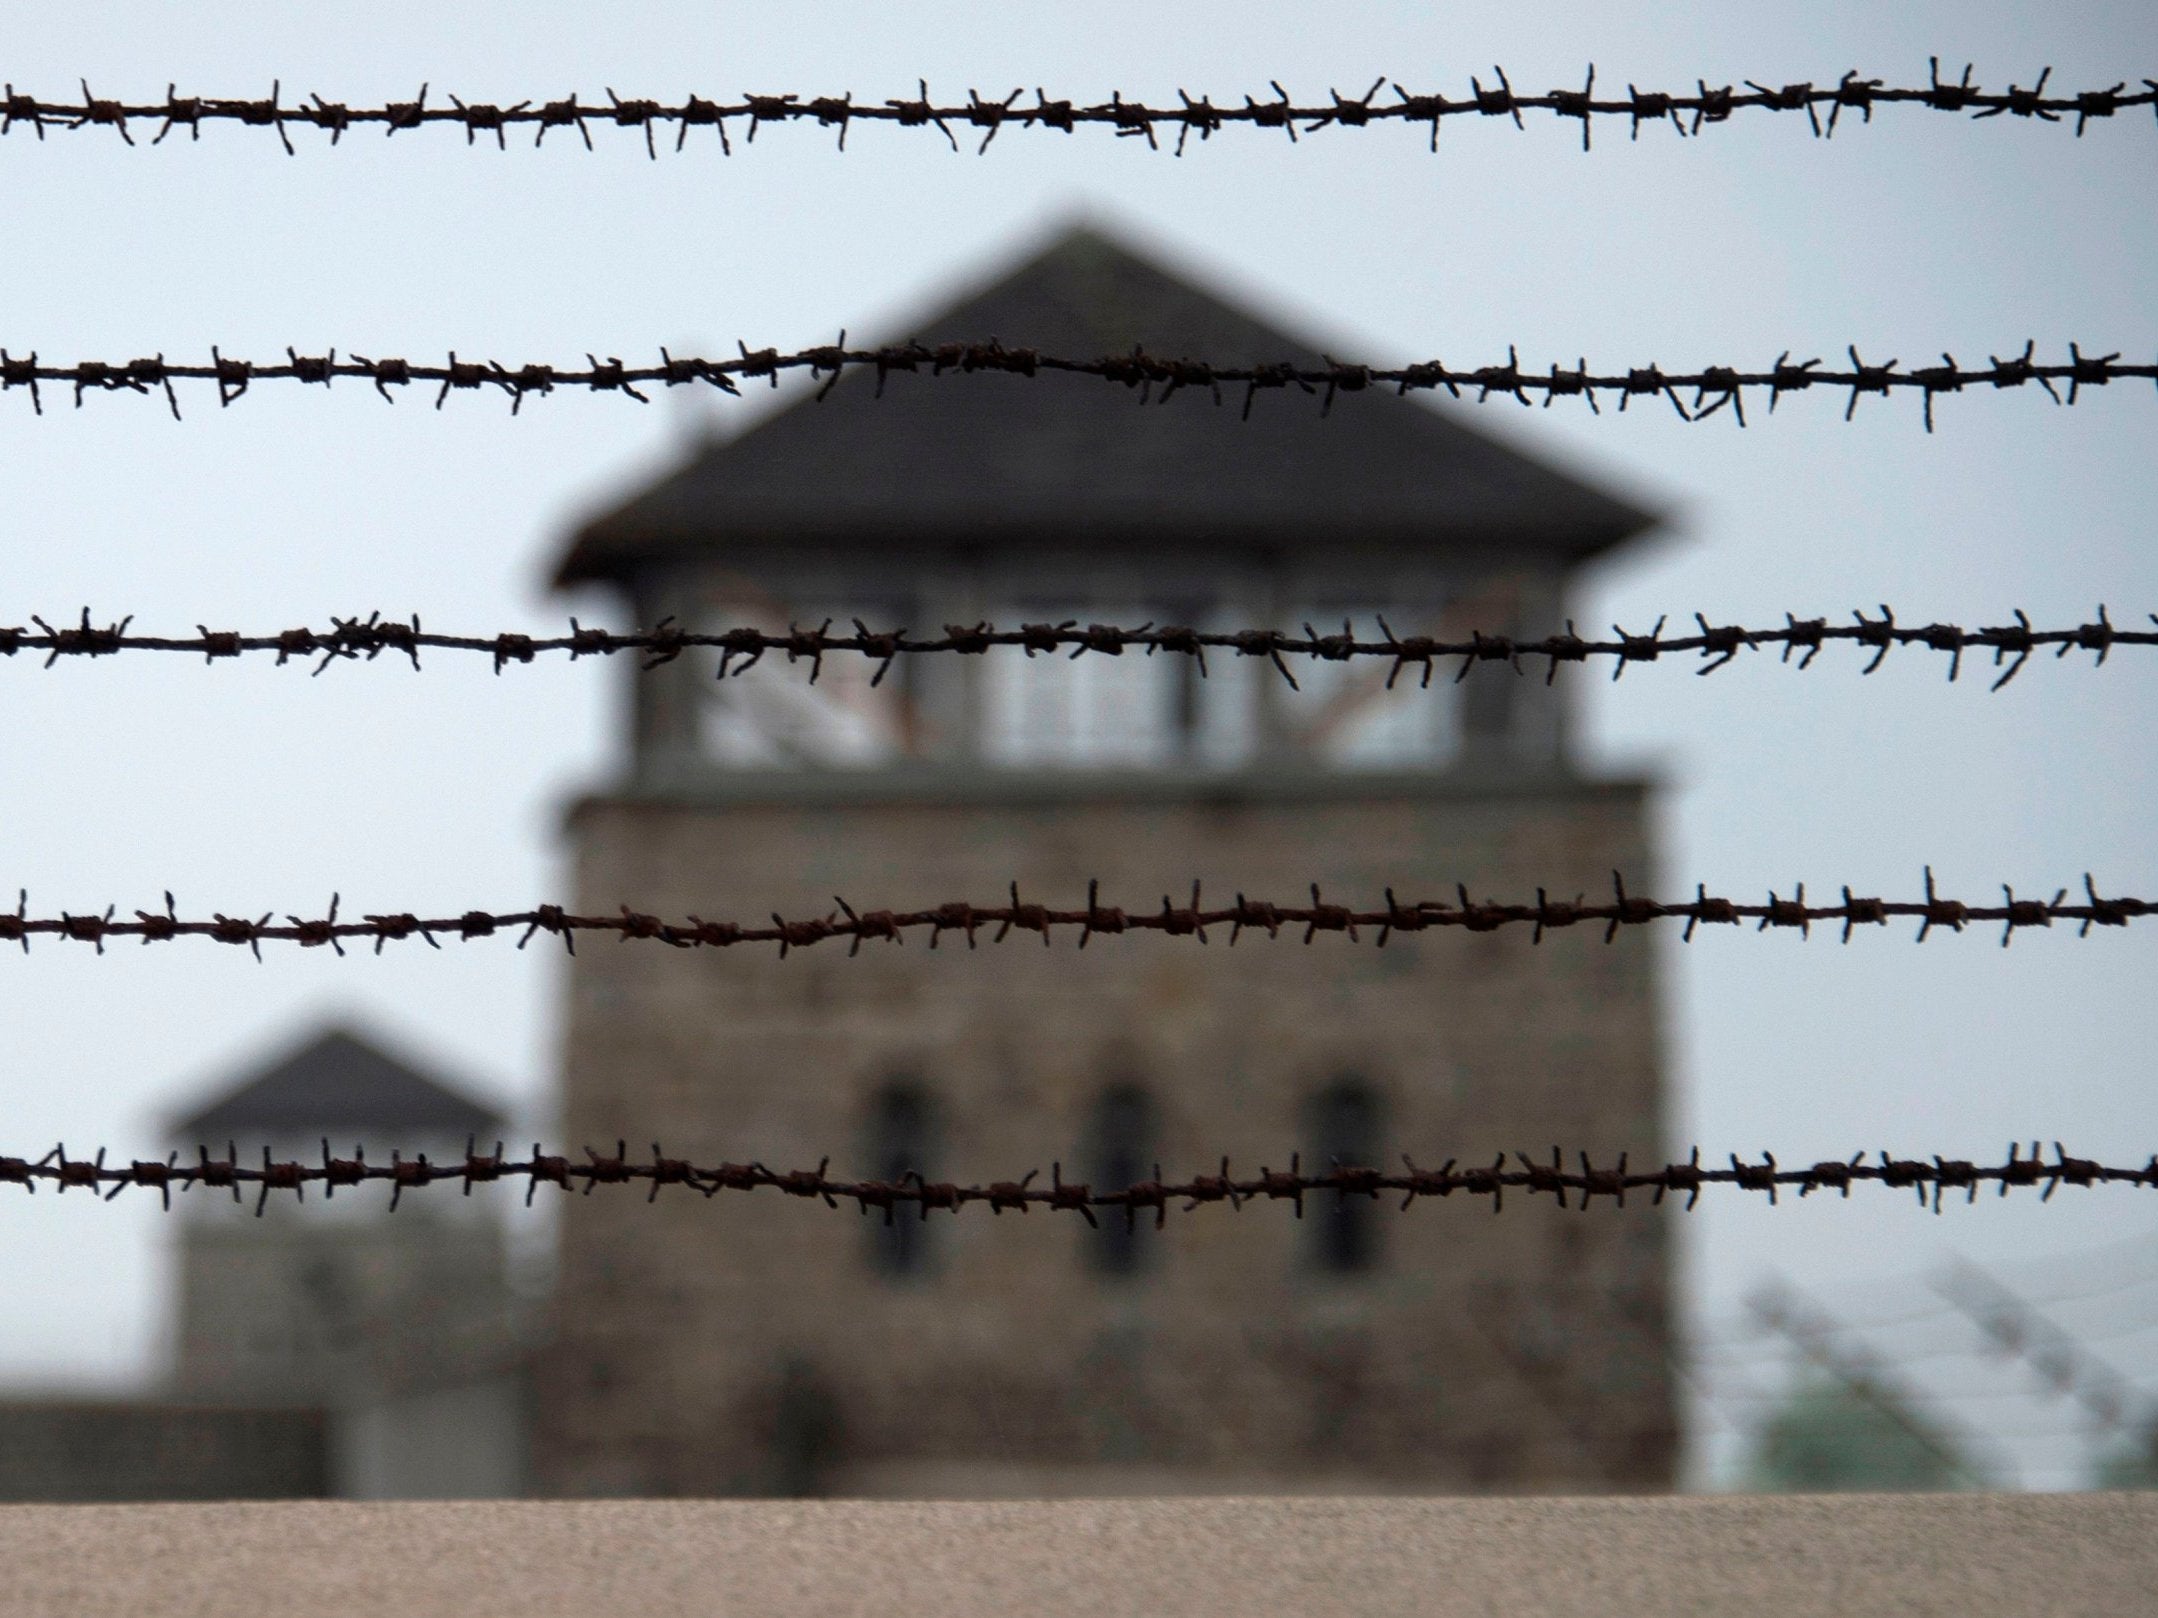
[3,1139,2149,1218]
[1,340,2150,431]
[0,873,2148,959]
[4,65,2153,154]
[5,606,2152,693]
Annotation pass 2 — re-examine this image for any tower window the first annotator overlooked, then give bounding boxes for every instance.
[982,602,1179,766]
[696,597,914,768]
[865,1083,938,1281]
[1275,610,1463,768]
[1086,1084,1157,1278]
[1305,1081,1383,1275]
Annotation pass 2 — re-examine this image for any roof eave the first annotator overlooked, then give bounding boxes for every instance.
[554,511,1658,591]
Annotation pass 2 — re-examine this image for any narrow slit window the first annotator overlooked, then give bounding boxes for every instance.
[1305,1080,1383,1275]
[1087,1084,1157,1278]
[865,1083,938,1281]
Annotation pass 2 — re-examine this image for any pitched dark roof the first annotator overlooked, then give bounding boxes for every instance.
[553,224,1656,586]
[171,1026,503,1142]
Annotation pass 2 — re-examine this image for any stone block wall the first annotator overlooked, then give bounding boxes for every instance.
[535,776,1672,1496]
[0,1404,327,1501]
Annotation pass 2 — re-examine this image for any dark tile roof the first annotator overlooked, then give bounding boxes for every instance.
[170,1025,503,1142]
[554,223,1657,586]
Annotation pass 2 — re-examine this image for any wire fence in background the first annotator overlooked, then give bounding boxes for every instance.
[4,65,2152,155]
[3,1140,2150,1216]
[8,607,2151,690]
[1934,1261,2153,1434]
[3,340,2150,428]
[3,875,2150,958]
[1747,1285,2004,1486]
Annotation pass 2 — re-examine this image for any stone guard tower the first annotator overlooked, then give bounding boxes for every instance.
[538,225,1674,1496]
[169,1024,528,1496]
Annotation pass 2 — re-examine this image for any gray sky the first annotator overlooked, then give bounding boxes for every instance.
[0,1,2152,1487]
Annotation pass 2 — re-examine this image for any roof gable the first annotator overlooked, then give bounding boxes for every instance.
[555,224,1655,585]
[172,1026,503,1143]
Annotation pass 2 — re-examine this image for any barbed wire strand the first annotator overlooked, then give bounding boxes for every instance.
[2,874,2149,959]
[4,64,2153,155]
[8,607,2152,693]
[2,340,2150,431]
[3,1139,2149,1217]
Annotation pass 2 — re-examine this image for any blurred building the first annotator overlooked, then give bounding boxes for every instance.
[170,1024,530,1497]
[0,1023,528,1501]
[535,223,1676,1496]
[0,1402,328,1504]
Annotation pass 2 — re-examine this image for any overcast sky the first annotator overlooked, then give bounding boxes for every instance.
[0,1,2152,1488]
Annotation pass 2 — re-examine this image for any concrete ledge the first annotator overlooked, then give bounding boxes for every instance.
[570,762,1654,816]
[3,1494,2151,1616]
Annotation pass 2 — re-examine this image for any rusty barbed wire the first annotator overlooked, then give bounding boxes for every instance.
[8,606,2153,692]
[2,340,2150,430]
[2,1139,2148,1218]
[2,874,2149,960]
[4,65,2152,154]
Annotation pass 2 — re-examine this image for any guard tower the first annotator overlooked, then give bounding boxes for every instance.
[169,1025,514,1411]
[539,224,1675,1497]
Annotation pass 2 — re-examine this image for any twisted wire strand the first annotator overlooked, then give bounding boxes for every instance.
[5,1140,2149,1217]
[4,874,2149,959]
[1,340,2149,430]
[4,64,2152,155]
[8,607,2153,692]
